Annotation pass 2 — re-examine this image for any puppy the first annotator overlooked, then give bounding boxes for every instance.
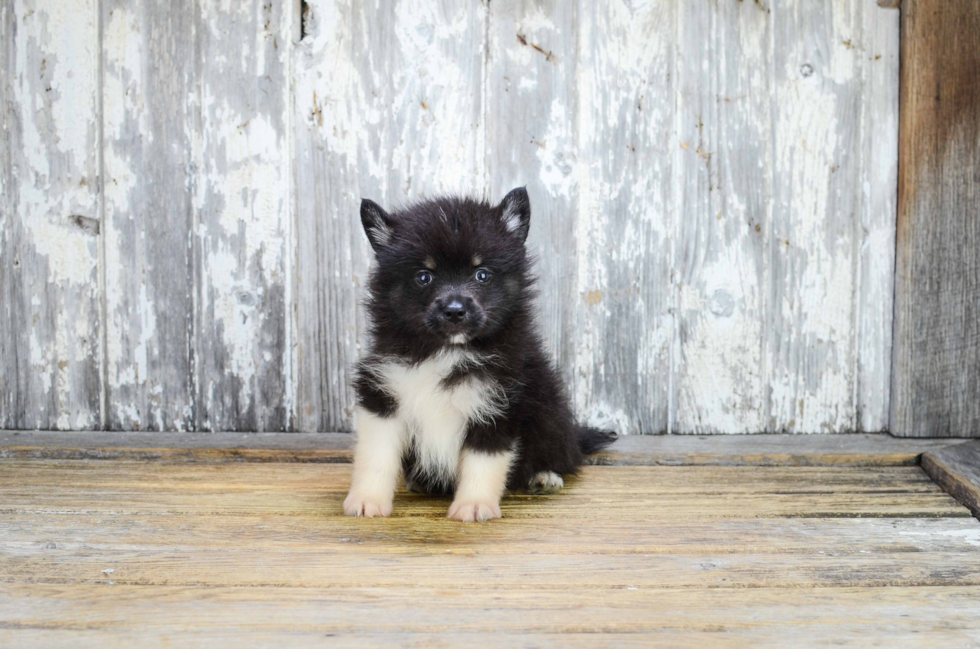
[343,187,616,522]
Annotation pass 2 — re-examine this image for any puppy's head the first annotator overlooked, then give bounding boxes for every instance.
[360,188,532,347]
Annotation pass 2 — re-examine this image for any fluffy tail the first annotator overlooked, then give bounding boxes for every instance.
[577,426,618,456]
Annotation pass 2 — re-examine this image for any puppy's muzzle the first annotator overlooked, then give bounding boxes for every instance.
[431,293,482,336]
[443,299,467,323]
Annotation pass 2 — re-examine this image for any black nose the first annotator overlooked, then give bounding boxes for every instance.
[444,300,466,323]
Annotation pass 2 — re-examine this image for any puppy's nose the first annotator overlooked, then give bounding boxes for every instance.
[443,300,467,323]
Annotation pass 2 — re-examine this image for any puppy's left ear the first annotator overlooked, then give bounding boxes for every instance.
[498,187,531,242]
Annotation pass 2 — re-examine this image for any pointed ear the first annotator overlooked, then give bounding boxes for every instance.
[498,187,531,242]
[360,198,394,252]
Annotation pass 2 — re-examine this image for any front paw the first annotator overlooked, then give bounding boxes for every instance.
[343,490,393,518]
[447,500,501,523]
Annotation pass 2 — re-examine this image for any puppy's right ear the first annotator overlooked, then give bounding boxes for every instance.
[360,199,394,253]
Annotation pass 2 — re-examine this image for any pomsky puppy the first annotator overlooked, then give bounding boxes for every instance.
[343,187,616,522]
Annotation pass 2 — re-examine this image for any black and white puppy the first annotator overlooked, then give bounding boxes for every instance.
[343,188,616,522]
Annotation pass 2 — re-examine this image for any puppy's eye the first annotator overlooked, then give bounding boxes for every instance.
[415,270,433,286]
[475,268,492,283]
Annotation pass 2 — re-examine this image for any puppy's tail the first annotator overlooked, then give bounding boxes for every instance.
[577,426,618,456]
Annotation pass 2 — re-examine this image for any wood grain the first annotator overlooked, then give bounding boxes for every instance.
[857,0,899,433]
[0,457,978,645]
[0,1,103,429]
[4,585,980,646]
[578,0,675,434]
[892,0,980,437]
[2,2,904,434]
[102,1,293,431]
[769,0,862,433]
[673,0,771,433]
[101,0,197,430]
[293,0,487,432]
[194,0,291,431]
[922,441,980,518]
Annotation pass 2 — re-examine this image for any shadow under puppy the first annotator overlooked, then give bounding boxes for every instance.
[344,188,616,523]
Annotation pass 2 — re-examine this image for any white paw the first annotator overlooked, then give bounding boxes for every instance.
[447,500,501,523]
[343,490,393,518]
[527,471,564,495]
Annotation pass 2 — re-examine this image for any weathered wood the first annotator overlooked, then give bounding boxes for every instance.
[892,0,980,437]
[2,1,904,434]
[485,0,579,426]
[769,0,860,432]
[102,1,292,431]
[293,0,487,432]
[0,462,968,519]
[0,456,978,644]
[101,0,197,430]
[922,441,980,518]
[3,628,980,649]
[857,0,899,432]
[673,0,771,433]
[0,430,966,466]
[194,0,291,431]
[4,585,980,646]
[0,1,103,429]
[572,0,675,433]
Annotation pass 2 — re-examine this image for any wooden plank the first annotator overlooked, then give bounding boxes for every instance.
[292,0,487,431]
[4,584,980,641]
[570,0,675,433]
[0,1,102,430]
[102,1,293,431]
[486,0,675,435]
[193,0,292,431]
[0,462,967,519]
[922,441,980,518]
[1,457,977,644]
[673,0,770,434]
[768,0,866,433]
[0,431,966,466]
[891,0,980,437]
[101,0,197,430]
[856,0,899,432]
[485,1,584,425]
[0,429,355,450]
[3,629,980,649]
[3,513,975,555]
[0,460,942,491]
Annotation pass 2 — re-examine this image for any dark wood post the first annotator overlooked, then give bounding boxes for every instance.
[892,0,980,437]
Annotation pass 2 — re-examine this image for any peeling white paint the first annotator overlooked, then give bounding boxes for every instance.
[4,0,900,434]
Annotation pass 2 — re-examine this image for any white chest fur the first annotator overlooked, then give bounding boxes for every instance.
[374,350,505,483]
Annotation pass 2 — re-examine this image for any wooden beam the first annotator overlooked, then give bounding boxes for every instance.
[0,430,967,466]
[921,440,980,518]
[892,0,980,437]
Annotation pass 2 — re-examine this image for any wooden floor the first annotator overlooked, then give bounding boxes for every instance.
[2,446,980,646]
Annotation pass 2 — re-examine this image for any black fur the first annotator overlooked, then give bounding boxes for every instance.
[354,188,616,492]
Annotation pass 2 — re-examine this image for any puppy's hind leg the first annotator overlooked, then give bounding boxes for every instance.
[527,471,564,495]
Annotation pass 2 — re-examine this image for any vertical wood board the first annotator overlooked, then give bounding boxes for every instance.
[768,0,864,433]
[293,0,488,431]
[0,0,903,434]
[673,0,771,433]
[892,0,980,438]
[0,0,103,430]
[194,0,291,431]
[857,0,899,433]
[102,0,198,430]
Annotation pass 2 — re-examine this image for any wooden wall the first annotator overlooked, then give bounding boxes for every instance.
[891,0,980,438]
[1,0,901,433]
